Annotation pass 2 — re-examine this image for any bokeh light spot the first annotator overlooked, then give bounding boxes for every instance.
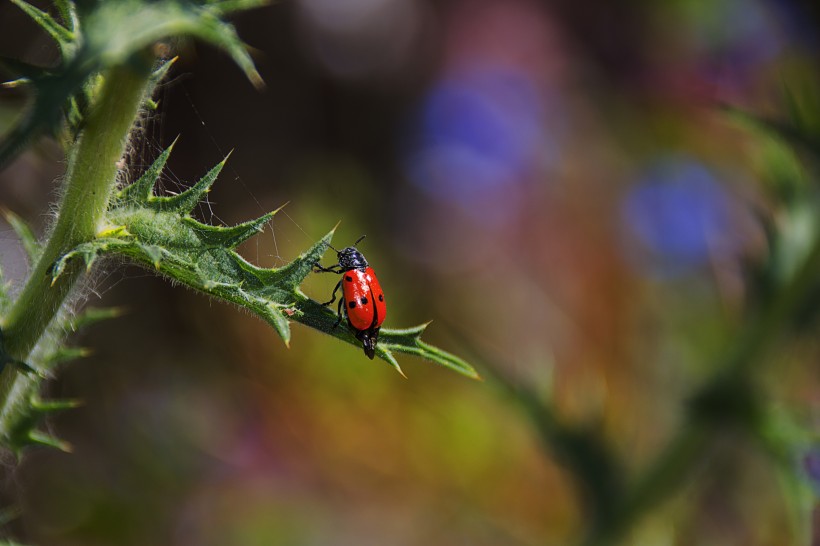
[404,66,552,205]
[621,156,735,276]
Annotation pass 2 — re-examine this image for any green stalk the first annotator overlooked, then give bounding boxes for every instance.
[582,230,820,545]
[0,57,153,422]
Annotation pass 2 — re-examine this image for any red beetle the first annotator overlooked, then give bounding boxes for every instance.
[314,236,386,359]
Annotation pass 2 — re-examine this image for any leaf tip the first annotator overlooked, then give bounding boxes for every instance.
[378,348,406,377]
[25,430,72,453]
[248,70,265,91]
[272,201,290,216]
[32,397,84,412]
[109,306,128,318]
[1,78,30,89]
[465,368,483,381]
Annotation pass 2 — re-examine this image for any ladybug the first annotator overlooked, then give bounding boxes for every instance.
[314,236,386,359]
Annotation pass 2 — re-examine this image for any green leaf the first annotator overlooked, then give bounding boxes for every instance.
[9,0,75,52]
[21,430,71,452]
[139,244,166,269]
[1,274,115,455]
[147,56,178,96]
[53,0,79,32]
[69,306,126,330]
[0,56,93,169]
[184,211,274,249]
[99,142,478,377]
[31,397,82,413]
[84,1,264,88]
[51,240,112,283]
[118,136,179,202]
[147,155,228,213]
[380,325,480,379]
[43,346,91,366]
[204,0,271,16]
[4,392,77,455]
[3,210,40,263]
[265,228,335,290]
[256,300,292,346]
[0,0,265,169]
[185,10,264,89]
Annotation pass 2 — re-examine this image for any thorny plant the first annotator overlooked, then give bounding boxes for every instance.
[0,0,477,462]
[2,2,820,546]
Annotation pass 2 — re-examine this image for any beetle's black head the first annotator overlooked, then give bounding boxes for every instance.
[338,246,368,271]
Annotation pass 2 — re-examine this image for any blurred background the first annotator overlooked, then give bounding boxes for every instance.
[1,0,819,544]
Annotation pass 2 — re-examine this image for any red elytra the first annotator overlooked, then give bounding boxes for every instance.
[342,267,386,331]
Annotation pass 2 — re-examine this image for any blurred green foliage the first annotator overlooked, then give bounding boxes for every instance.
[1,0,820,545]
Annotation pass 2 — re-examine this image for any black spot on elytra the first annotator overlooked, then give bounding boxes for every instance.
[345,275,353,282]
[360,297,368,305]
[348,301,356,309]
[378,294,384,302]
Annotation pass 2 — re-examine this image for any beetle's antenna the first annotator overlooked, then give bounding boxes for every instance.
[326,235,365,254]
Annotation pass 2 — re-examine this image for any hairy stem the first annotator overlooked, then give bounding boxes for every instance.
[0,57,153,423]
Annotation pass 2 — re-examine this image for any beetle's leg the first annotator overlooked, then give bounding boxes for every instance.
[332,297,344,329]
[322,279,342,306]
[314,263,341,273]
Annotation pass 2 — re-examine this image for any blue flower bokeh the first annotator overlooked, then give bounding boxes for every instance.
[621,156,737,276]
[403,65,556,211]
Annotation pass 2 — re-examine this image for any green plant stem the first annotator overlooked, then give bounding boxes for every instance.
[0,58,153,422]
[583,231,820,546]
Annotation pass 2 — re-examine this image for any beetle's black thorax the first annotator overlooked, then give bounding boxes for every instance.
[338,247,368,271]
